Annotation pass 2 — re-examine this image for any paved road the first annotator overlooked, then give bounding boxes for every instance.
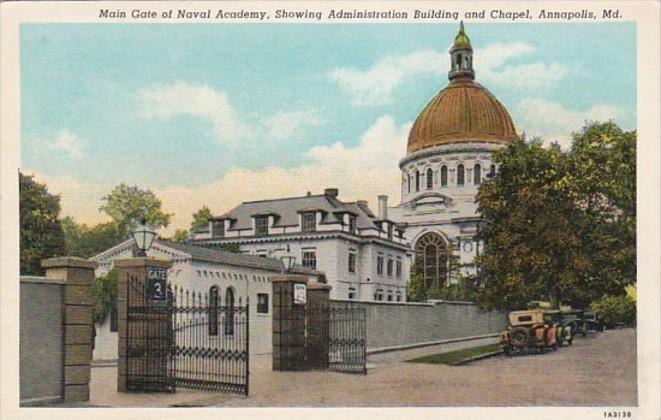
[88,329,636,407]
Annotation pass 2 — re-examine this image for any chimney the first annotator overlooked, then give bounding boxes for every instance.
[324,188,339,198]
[378,195,388,219]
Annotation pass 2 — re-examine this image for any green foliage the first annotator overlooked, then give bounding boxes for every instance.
[19,172,67,275]
[426,276,481,302]
[171,229,190,243]
[93,269,118,324]
[99,183,172,238]
[62,217,124,258]
[591,294,636,328]
[191,206,213,232]
[406,343,502,365]
[407,266,427,302]
[475,122,636,311]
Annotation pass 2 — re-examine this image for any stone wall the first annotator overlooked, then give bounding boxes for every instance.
[20,277,64,404]
[332,299,506,350]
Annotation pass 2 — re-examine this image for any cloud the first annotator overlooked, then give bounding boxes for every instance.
[45,130,84,159]
[137,82,325,144]
[137,82,248,144]
[263,109,325,140]
[329,42,566,106]
[329,50,446,106]
[38,116,410,236]
[477,42,567,90]
[513,98,623,148]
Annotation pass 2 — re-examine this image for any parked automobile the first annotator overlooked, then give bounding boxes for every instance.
[500,309,558,356]
[544,310,573,346]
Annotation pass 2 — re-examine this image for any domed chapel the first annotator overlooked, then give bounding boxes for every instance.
[389,22,518,290]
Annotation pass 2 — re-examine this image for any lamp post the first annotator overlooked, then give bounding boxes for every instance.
[280,244,296,274]
[132,219,157,257]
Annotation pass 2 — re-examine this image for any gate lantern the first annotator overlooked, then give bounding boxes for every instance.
[132,219,156,257]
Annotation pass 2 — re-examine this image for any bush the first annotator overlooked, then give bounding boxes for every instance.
[591,294,636,328]
[93,269,118,324]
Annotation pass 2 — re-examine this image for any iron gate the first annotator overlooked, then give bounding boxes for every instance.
[125,275,175,392]
[171,285,249,395]
[124,278,249,395]
[306,302,367,374]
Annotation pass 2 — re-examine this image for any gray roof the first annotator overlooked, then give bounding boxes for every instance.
[157,240,285,272]
[215,193,379,231]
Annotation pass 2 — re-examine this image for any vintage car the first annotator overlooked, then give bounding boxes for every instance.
[500,309,558,356]
[560,308,603,337]
[544,310,573,346]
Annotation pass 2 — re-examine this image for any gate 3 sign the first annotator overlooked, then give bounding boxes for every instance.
[147,267,167,301]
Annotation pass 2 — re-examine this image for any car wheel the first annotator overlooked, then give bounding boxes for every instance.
[511,327,529,347]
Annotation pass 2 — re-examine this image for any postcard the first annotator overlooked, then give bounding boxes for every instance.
[1,1,659,420]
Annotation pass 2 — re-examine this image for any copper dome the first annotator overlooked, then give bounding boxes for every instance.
[407,79,517,154]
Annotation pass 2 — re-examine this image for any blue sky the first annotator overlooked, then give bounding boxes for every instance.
[20,22,636,233]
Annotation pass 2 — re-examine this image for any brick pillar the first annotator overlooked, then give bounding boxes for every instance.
[306,283,332,369]
[115,258,172,392]
[271,275,308,371]
[42,257,98,403]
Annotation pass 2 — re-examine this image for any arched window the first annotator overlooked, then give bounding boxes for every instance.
[474,164,482,185]
[415,171,420,192]
[225,287,235,335]
[490,164,496,178]
[457,164,465,186]
[208,286,219,336]
[457,53,462,69]
[414,232,449,289]
[407,174,411,193]
[440,166,448,187]
[426,168,433,189]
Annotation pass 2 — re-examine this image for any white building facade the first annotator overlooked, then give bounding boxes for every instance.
[91,240,321,360]
[192,188,411,302]
[389,23,518,290]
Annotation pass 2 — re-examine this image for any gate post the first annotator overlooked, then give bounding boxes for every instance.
[271,275,308,371]
[306,283,332,369]
[115,258,172,392]
[42,257,97,403]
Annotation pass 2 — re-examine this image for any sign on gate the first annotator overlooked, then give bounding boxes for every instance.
[294,283,307,305]
[147,268,167,301]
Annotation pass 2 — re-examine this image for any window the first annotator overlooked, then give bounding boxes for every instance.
[225,288,235,335]
[415,171,420,192]
[110,298,118,332]
[377,255,384,275]
[407,174,411,193]
[457,164,465,186]
[302,251,317,269]
[211,220,224,238]
[257,293,269,314]
[387,294,393,302]
[348,291,356,299]
[209,286,219,336]
[348,252,356,273]
[387,224,393,241]
[414,232,449,289]
[396,294,402,302]
[348,215,357,234]
[387,258,394,276]
[474,164,482,185]
[489,164,496,178]
[255,216,269,236]
[441,166,448,187]
[426,168,433,189]
[396,259,402,278]
[302,212,316,232]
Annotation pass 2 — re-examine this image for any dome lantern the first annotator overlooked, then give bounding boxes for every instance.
[448,21,475,82]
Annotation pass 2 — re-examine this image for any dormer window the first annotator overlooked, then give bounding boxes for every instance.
[387,223,393,241]
[211,220,224,238]
[255,216,269,236]
[348,215,357,234]
[302,212,316,233]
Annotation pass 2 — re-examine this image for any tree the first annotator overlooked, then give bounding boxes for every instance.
[475,122,636,311]
[407,266,427,302]
[191,206,212,233]
[99,183,172,238]
[170,229,190,243]
[475,137,588,310]
[62,217,124,258]
[20,172,67,275]
[93,269,118,324]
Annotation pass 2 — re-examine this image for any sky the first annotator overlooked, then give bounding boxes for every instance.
[20,22,636,235]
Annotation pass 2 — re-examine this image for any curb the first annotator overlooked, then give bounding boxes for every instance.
[455,349,504,365]
[367,333,499,355]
